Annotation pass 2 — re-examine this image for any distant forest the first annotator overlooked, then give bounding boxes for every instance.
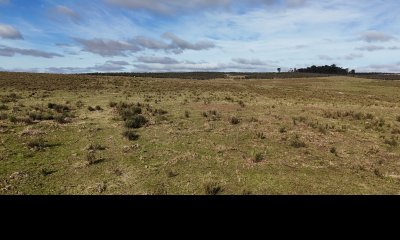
[295,64,355,75]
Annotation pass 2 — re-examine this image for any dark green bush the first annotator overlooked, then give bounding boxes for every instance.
[125,115,148,129]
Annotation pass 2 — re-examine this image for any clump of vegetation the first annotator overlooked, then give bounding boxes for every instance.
[290,135,307,148]
[184,111,190,118]
[204,181,223,195]
[166,170,179,178]
[330,147,338,156]
[384,137,398,147]
[374,169,384,178]
[1,93,19,103]
[9,116,32,125]
[28,111,54,121]
[87,106,96,112]
[85,152,100,165]
[292,116,307,126]
[125,115,148,129]
[76,100,84,108]
[253,153,264,163]
[0,113,8,120]
[238,100,245,108]
[256,132,266,139]
[0,104,8,111]
[279,126,287,133]
[153,109,168,116]
[40,168,56,177]
[250,117,258,122]
[123,130,139,141]
[202,112,208,118]
[95,105,103,111]
[54,114,71,124]
[109,101,118,108]
[230,116,240,125]
[27,138,47,151]
[318,125,328,134]
[323,110,374,121]
[117,103,143,120]
[87,143,106,151]
[396,116,400,122]
[48,103,70,113]
[392,128,400,134]
[8,115,17,123]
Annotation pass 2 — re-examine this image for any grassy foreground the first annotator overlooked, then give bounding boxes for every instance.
[0,72,399,195]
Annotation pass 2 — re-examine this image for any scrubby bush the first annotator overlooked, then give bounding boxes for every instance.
[184,111,190,118]
[0,113,8,120]
[384,137,398,147]
[204,181,223,195]
[290,135,307,148]
[253,153,264,163]
[123,130,139,141]
[279,126,287,133]
[125,115,148,129]
[230,116,240,125]
[154,109,168,115]
[48,103,70,113]
[256,132,266,139]
[76,100,84,108]
[109,101,118,108]
[27,138,47,151]
[0,104,8,111]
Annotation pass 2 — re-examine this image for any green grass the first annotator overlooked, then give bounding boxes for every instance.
[0,72,400,195]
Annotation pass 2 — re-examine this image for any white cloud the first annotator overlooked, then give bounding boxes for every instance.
[0,24,23,39]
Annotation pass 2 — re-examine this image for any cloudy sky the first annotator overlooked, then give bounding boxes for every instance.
[0,0,399,73]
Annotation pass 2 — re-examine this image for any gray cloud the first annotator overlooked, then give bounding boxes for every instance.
[76,33,215,57]
[47,60,130,73]
[388,46,400,50]
[106,60,130,66]
[343,53,363,60]
[75,38,140,57]
[294,45,308,49]
[52,6,81,23]
[360,31,395,43]
[232,58,266,65]
[356,45,385,52]
[161,32,215,53]
[286,0,307,8]
[0,45,63,58]
[318,55,334,61]
[105,0,231,15]
[133,33,215,54]
[360,63,400,73]
[105,0,303,15]
[137,56,180,64]
[0,24,23,40]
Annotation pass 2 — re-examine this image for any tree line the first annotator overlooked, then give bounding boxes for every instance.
[293,64,355,75]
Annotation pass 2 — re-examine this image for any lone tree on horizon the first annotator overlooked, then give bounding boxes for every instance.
[277,68,281,73]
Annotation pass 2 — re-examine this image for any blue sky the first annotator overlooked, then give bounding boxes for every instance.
[0,0,399,73]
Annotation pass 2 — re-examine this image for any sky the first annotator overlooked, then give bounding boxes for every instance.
[0,0,399,73]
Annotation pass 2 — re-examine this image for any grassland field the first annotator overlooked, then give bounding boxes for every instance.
[0,72,400,195]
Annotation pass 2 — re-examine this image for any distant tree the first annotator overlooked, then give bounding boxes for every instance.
[277,68,281,73]
[350,69,356,74]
